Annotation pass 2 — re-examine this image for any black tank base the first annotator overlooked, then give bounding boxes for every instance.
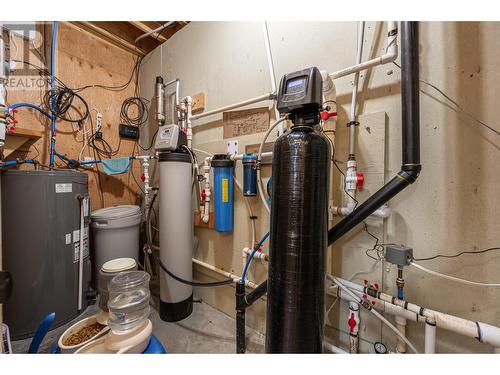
[160,294,193,322]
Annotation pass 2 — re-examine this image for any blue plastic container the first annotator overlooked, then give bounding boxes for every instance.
[242,153,257,197]
[211,154,234,232]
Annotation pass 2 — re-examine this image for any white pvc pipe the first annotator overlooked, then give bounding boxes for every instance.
[231,152,272,161]
[330,203,391,218]
[190,93,274,122]
[425,319,437,354]
[185,96,193,148]
[192,258,257,289]
[348,301,360,353]
[329,21,398,80]
[263,22,277,97]
[333,277,500,350]
[242,247,268,262]
[323,341,348,354]
[330,284,422,323]
[395,315,407,353]
[262,22,282,133]
[411,261,500,287]
[333,277,419,353]
[320,70,337,131]
[135,21,176,44]
[233,173,256,245]
[349,21,365,157]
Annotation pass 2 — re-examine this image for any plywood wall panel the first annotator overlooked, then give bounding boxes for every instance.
[6,22,142,211]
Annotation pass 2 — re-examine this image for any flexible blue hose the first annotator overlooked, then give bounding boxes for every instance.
[0,159,36,168]
[241,231,270,283]
[6,103,53,120]
[49,21,59,168]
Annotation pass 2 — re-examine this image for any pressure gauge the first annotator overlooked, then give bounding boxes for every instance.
[374,341,387,354]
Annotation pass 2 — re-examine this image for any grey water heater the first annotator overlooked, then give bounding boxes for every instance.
[2,170,91,339]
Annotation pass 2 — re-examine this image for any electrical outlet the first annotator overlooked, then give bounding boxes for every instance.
[96,112,103,131]
[82,156,95,169]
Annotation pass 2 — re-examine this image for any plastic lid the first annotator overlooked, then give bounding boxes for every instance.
[211,154,233,168]
[109,271,150,294]
[91,205,141,221]
[102,258,137,273]
[158,152,191,163]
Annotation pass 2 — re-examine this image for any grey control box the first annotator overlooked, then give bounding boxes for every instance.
[155,124,180,151]
[385,245,413,266]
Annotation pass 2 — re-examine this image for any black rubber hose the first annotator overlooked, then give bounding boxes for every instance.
[145,192,234,288]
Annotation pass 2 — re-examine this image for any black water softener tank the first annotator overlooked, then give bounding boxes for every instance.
[266,67,330,353]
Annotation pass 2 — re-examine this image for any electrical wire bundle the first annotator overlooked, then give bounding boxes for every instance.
[43,86,90,123]
[120,96,149,127]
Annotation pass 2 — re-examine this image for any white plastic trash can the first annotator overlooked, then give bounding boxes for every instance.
[91,205,142,287]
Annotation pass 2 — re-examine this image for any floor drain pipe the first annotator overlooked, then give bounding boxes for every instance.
[327,21,421,245]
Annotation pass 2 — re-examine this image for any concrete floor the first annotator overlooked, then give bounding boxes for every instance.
[10,300,265,354]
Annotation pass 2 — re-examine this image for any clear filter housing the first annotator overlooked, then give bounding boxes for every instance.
[107,271,151,332]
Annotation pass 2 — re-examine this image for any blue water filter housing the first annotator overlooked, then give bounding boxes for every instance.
[211,154,234,232]
[242,153,257,196]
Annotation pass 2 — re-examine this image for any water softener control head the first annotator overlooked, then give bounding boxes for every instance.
[276,67,323,117]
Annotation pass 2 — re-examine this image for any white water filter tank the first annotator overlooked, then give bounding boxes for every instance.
[158,152,193,321]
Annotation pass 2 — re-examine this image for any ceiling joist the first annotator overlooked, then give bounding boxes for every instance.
[68,21,187,56]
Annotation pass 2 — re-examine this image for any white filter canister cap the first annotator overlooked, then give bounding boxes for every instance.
[102,258,137,273]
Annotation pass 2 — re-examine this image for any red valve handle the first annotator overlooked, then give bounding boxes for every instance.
[140,173,145,182]
[320,111,337,121]
[348,313,357,332]
[356,172,364,190]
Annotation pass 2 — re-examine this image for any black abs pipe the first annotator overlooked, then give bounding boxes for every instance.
[328,21,421,245]
[235,282,247,353]
[243,280,267,308]
[235,280,268,353]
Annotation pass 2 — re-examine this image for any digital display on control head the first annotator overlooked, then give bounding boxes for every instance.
[286,76,307,94]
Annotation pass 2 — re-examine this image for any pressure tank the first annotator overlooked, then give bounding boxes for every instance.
[211,154,234,232]
[158,151,193,321]
[2,170,91,339]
